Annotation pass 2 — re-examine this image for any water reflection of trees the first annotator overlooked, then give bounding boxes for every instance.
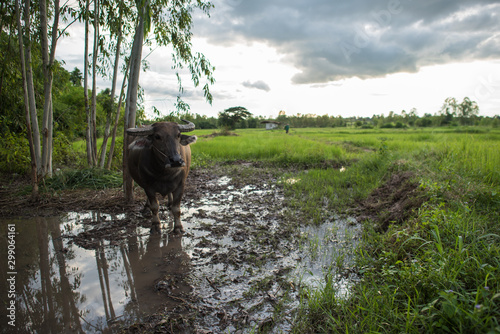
[9,213,189,333]
[17,217,85,333]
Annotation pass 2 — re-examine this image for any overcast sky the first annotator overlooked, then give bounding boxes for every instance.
[57,0,500,119]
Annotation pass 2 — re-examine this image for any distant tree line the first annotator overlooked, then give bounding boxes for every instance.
[134,96,500,132]
[206,97,497,130]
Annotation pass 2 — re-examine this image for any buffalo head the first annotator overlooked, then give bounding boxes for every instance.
[127,120,197,169]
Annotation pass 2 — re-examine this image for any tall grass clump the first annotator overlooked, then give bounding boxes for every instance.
[438,135,500,185]
[45,168,122,190]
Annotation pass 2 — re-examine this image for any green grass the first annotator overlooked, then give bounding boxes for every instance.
[45,168,122,190]
[192,128,351,166]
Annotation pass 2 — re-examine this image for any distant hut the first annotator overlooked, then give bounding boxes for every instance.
[260,121,281,130]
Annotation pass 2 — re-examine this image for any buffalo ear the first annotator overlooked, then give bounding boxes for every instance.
[180,135,197,146]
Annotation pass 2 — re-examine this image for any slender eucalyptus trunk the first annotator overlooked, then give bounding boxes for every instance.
[39,0,59,177]
[100,9,123,168]
[106,61,129,170]
[84,0,93,166]
[90,0,99,165]
[16,0,38,198]
[22,0,42,176]
[123,12,146,202]
[39,0,51,176]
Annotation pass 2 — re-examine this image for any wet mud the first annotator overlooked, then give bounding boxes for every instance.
[0,165,359,333]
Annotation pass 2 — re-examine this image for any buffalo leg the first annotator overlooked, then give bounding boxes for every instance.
[166,193,173,209]
[145,191,160,226]
[142,198,151,216]
[170,187,185,234]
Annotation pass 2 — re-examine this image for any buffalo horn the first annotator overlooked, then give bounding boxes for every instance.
[127,125,154,136]
[178,119,195,132]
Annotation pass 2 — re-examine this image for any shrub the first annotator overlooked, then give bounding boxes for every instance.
[395,121,406,128]
[53,132,80,167]
[380,122,395,128]
[0,131,30,174]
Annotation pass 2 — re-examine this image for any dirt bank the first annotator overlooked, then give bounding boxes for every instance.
[354,170,428,231]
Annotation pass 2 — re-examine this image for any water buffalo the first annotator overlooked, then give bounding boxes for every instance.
[127,120,197,233]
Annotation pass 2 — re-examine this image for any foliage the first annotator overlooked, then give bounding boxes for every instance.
[153,112,218,129]
[52,132,83,168]
[0,129,80,174]
[0,33,117,132]
[69,67,83,86]
[53,85,87,139]
[441,97,480,126]
[107,136,124,171]
[72,136,124,171]
[0,131,31,174]
[270,97,495,130]
[218,106,252,130]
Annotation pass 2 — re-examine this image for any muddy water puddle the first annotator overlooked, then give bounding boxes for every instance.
[0,175,360,333]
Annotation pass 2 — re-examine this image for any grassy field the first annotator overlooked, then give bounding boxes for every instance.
[68,126,500,332]
[190,126,500,333]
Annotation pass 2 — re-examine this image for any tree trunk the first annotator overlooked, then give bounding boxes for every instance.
[16,0,38,198]
[123,13,146,202]
[106,63,129,170]
[90,0,99,165]
[39,0,60,177]
[39,0,50,177]
[84,0,93,166]
[22,0,42,177]
[100,9,123,168]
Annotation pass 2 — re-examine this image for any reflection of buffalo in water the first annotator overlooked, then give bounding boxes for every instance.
[127,120,197,234]
[126,230,192,310]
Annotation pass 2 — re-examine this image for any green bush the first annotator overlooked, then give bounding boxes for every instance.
[0,131,30,174]
[380,122,395,128]
[53,132,80,167]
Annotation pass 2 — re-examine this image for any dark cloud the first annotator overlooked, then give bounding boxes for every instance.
[195,0,500,83]
[242,80,271,91]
